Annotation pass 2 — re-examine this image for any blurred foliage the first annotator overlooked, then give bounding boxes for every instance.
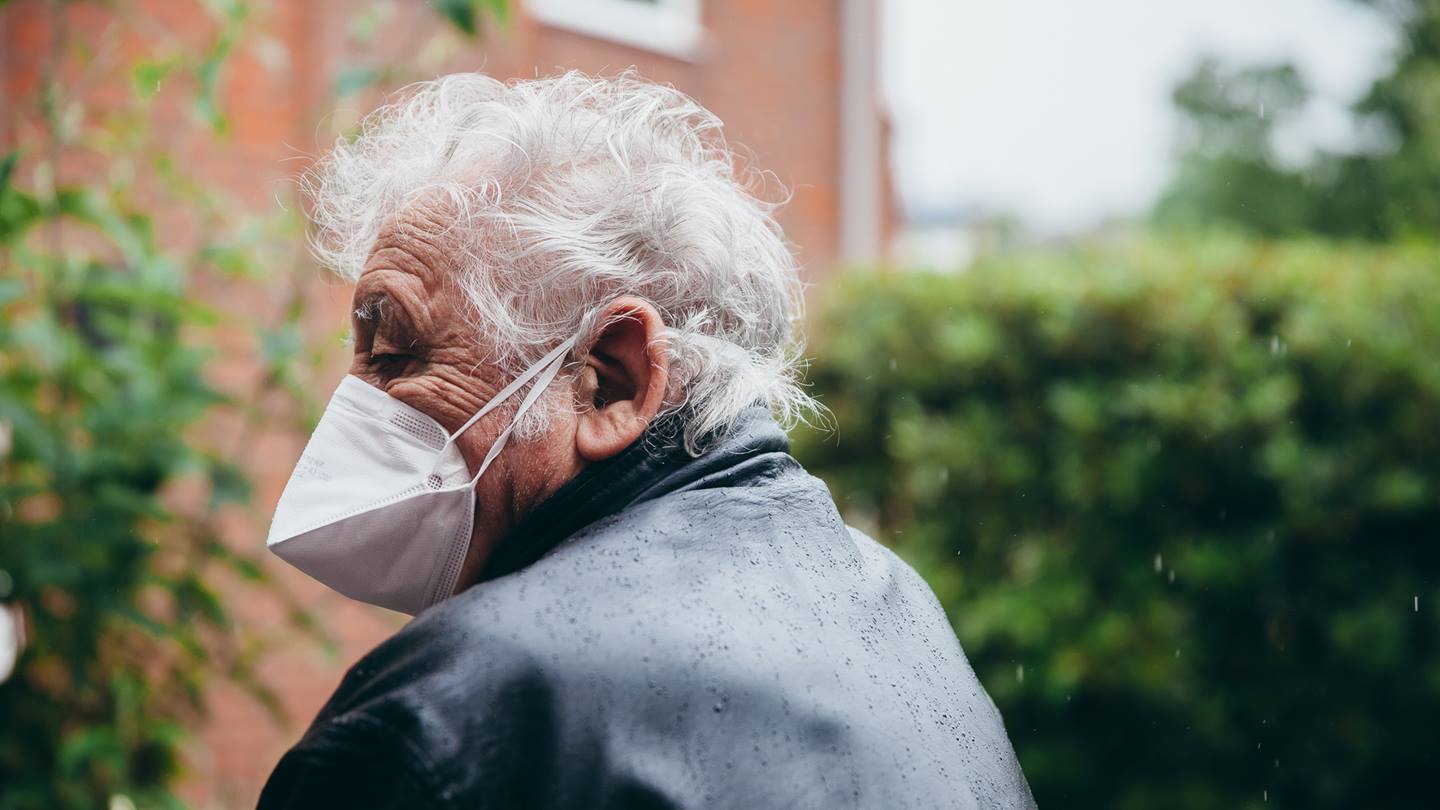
[428,0,509,37]
[0,0,511,802]
[0,0,503,801]
[796,236,1439,808]
[0,0,510,803]
[0,2,321,807]
[1351,0,1440,235]
[1153,59,1326,238]
[0,0,508,806]
[1155,0,1440,239]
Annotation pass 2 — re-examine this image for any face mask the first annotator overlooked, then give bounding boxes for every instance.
[266,336,577,615]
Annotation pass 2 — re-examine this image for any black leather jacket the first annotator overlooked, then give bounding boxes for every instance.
[258,408,1035,809]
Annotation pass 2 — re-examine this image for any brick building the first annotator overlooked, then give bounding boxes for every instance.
[2,1,892,806]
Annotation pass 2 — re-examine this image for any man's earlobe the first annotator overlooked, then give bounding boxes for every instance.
[575,297,670,462]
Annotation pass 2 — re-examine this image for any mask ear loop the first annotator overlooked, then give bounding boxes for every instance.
[443,335,579,487]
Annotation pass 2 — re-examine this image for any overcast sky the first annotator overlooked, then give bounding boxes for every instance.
[882,0,1398,233]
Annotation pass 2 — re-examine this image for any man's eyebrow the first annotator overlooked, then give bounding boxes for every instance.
[352,284,402,324]
[351,288,421,344]
[353,292,389,323]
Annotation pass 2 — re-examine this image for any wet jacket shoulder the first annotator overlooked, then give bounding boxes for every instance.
[258,408,1036,810]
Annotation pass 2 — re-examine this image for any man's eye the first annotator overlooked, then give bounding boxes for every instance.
[370,353,412,368]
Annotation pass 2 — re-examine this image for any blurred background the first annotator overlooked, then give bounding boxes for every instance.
[0,1,1435,808]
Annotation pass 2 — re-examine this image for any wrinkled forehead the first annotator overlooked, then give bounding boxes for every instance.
[354,198,468,296]
[349,204,479,342]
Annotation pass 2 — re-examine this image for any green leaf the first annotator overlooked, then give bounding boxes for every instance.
[0,151,42,245]
[131,59,179,101]
[192,81,229,136]
[207,458,253,508]
[114,605,172,639]
[0,193,40,246]
[334,66,380,100]
[0,150,16,192]
[429,0,504,36]
[192,6,243,135]
[483,0,510,24]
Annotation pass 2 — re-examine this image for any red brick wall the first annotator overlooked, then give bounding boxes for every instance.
[510,0,847,281]
[1,1,884,806]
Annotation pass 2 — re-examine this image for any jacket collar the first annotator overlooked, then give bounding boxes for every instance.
[475,405,790,584]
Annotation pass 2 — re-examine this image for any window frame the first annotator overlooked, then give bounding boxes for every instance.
[526,0,707,61]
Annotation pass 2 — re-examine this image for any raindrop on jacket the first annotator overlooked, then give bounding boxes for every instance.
[258,407,1036,809]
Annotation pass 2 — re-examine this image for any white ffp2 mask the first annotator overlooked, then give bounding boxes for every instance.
[266,337,576,615]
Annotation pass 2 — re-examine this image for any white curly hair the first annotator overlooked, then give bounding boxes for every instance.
[304,70,819,452]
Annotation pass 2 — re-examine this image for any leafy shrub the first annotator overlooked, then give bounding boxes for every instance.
[0,4,320,806]
[0,160,259,809]
[0,2,503,805]
[796,236,1440,809]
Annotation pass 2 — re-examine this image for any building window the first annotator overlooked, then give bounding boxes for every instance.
[527,0,706,61]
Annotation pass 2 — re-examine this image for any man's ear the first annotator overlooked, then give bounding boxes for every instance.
[575,296,670,462]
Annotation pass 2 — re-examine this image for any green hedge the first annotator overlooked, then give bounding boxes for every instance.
[794,236,1440,809]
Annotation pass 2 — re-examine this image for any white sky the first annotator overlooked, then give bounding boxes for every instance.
[882,0,1398,233]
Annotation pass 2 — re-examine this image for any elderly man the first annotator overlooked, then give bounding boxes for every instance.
[259,72,1034,809]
